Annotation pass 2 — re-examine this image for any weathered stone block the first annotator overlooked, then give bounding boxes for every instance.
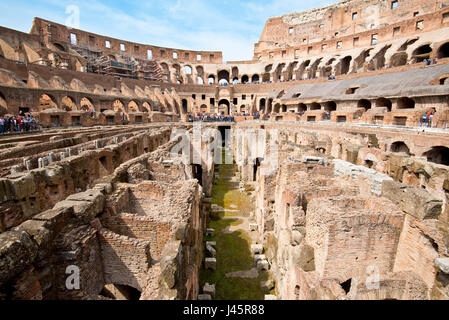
[205,258,216,270]
[0,231,38,286]
[435,258,449,274]
[203,283,216,298]
[251,244,264,255]
[382,180,443,220]
[260,279,275,292]
[198,294,212,300]
[257,260,269,271]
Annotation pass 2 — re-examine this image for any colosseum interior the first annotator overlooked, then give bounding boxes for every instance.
[0,0,449,301]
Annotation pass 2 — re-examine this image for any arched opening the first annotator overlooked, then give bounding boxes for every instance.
[298,60,311,79]
[358,99,372,111]
[265,64,273,73]
[423,146,449,166]
[208,75,215,85]
[218,70,230,85]
[251,74,260,83]
[397,97,415,109]
[262,73,271,82]
[399,38,419,51]
[391,52,408,67]
[267,99,273,114]
[218,99,230,115]
[412,44,432,63]
[259,98,266,111]
[231,67,239,79]
[281,105,287,113]
[80,97,95,112]
[61,96,76,111]
[310,103,321,111]
[160,63,170,82]
[196,66,204,75]
[0,92,7,116]
[184,65,192,75]
[390,141,411,155]
[197,77,204,85]
[437,42,449,59]
[182,99,188,114]
[241,75,249,84]
[232,77,239,85]
[287,61,299,80]
[113,100,126,114]
[142,102,151,113]
[368,45,391,70]
[339,56,352,75]
[324,101,337,112]
[274,63,285,81]
[39,94,58,111]
[128,101,139,113]
[298,103,307,113]
[376,98,392,112]
[273,103,281,114]
[53,43,66,52]
[101,284,142,300]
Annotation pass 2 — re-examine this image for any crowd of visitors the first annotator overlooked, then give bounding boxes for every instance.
[421,110,435,128]
[188,113,235,122]
[0,112,40,134]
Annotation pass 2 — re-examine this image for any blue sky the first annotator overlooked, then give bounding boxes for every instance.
[0,0,333,62]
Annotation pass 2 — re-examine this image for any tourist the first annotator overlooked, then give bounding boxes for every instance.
[0,116,4,134]
[422,112,427,127]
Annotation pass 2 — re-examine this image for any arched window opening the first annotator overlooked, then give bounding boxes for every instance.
[310,103,321,111]
[259,98,266,111]
[208,75,215,85]
[397,97,415,109]
[39,94,58,111]
[251,74,260,83]
[437,42,449,59]
[412,44,432,63]
[376,98,392,112]
[358,99,372,111]
[390,142,411,155]
[61,96,76,111]
[182,99,188,114]
[423,146,449,166]
[184,66,192,75]
[241,75,249,84]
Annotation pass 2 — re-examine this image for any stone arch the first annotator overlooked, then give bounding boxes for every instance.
[61,96,77,111]
[251,74,260,83]
[310,58,322,79]
[397,97,415,109]
[182,99,188,114]
[324,101,337,112]
[113,100,126,114]
[197,76,204,85]
[310,102,321,111]
[298,60,311,79]
[184,65,192,75]
[437,42,449,59]
[80,97,95,112]
[339,56,353,75]
[241,75,249,84]
[412,44,432,63]
[208,75,215,85]
[274,63,285,81]
[196,66,204,76]
[390,52,408,67]
[53,42,66,52]
[423,146,449,166]
[38,94,58,111]
[0,91,7,115]
[128,100,140,113]
[142,101,151,113]
[358,99,372,111]
[267,98,274,114]
[259,98,266,111]
[218,99,230,115]
[390,141,411,155]
[218,70,230,85]
[231,67,239,79]
[368,45,391,70]
[376,97,392,112]
[298,103,307,113]
[160,63,170,82]
[273,103,281,114]
[287,61,299,80]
